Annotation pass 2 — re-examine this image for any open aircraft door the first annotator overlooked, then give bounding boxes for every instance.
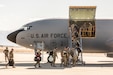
[69,6,96,64]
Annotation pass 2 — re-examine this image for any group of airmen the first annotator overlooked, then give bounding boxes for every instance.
[34,46,82,68]
[3,47,15,68]
[60,46,79,67]
[3,46,81,68]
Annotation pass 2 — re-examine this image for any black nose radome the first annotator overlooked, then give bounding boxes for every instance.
[7,29,24,43]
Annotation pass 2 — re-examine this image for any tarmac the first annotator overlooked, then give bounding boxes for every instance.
[0,52,113,75]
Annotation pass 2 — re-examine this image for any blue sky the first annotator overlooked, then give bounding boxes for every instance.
[0,0,113,31]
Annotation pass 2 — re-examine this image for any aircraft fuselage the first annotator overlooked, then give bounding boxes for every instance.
[7,19,113,53]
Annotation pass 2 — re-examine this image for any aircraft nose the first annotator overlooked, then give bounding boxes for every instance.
[7,29,24,43]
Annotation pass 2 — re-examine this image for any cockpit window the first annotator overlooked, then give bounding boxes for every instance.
[24,27,28,30]
[23,26,32,31]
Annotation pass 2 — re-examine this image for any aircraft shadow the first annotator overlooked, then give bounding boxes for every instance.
[15,62,113,69]
[27,63,66,69]
[1,62,113,69]
[80,63,113,67]
[98,61,113,62]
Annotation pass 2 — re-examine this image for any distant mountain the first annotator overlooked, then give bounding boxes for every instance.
[0,31,18,46]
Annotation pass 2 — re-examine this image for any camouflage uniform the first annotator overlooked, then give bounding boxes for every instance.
[34,50,41,68]
[52,48,58,67]
[6,49,15,68]
[61,47,69,67]
[3,47,9,62]
[88,23,93,37]
[70,48,78,66]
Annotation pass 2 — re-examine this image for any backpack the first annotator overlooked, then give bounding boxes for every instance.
[77,48,81,55]
[9,59,14,66]
[48,55,53,63]
[50,51,53,55]
[63,51,67,56]
[34,53,41,61]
